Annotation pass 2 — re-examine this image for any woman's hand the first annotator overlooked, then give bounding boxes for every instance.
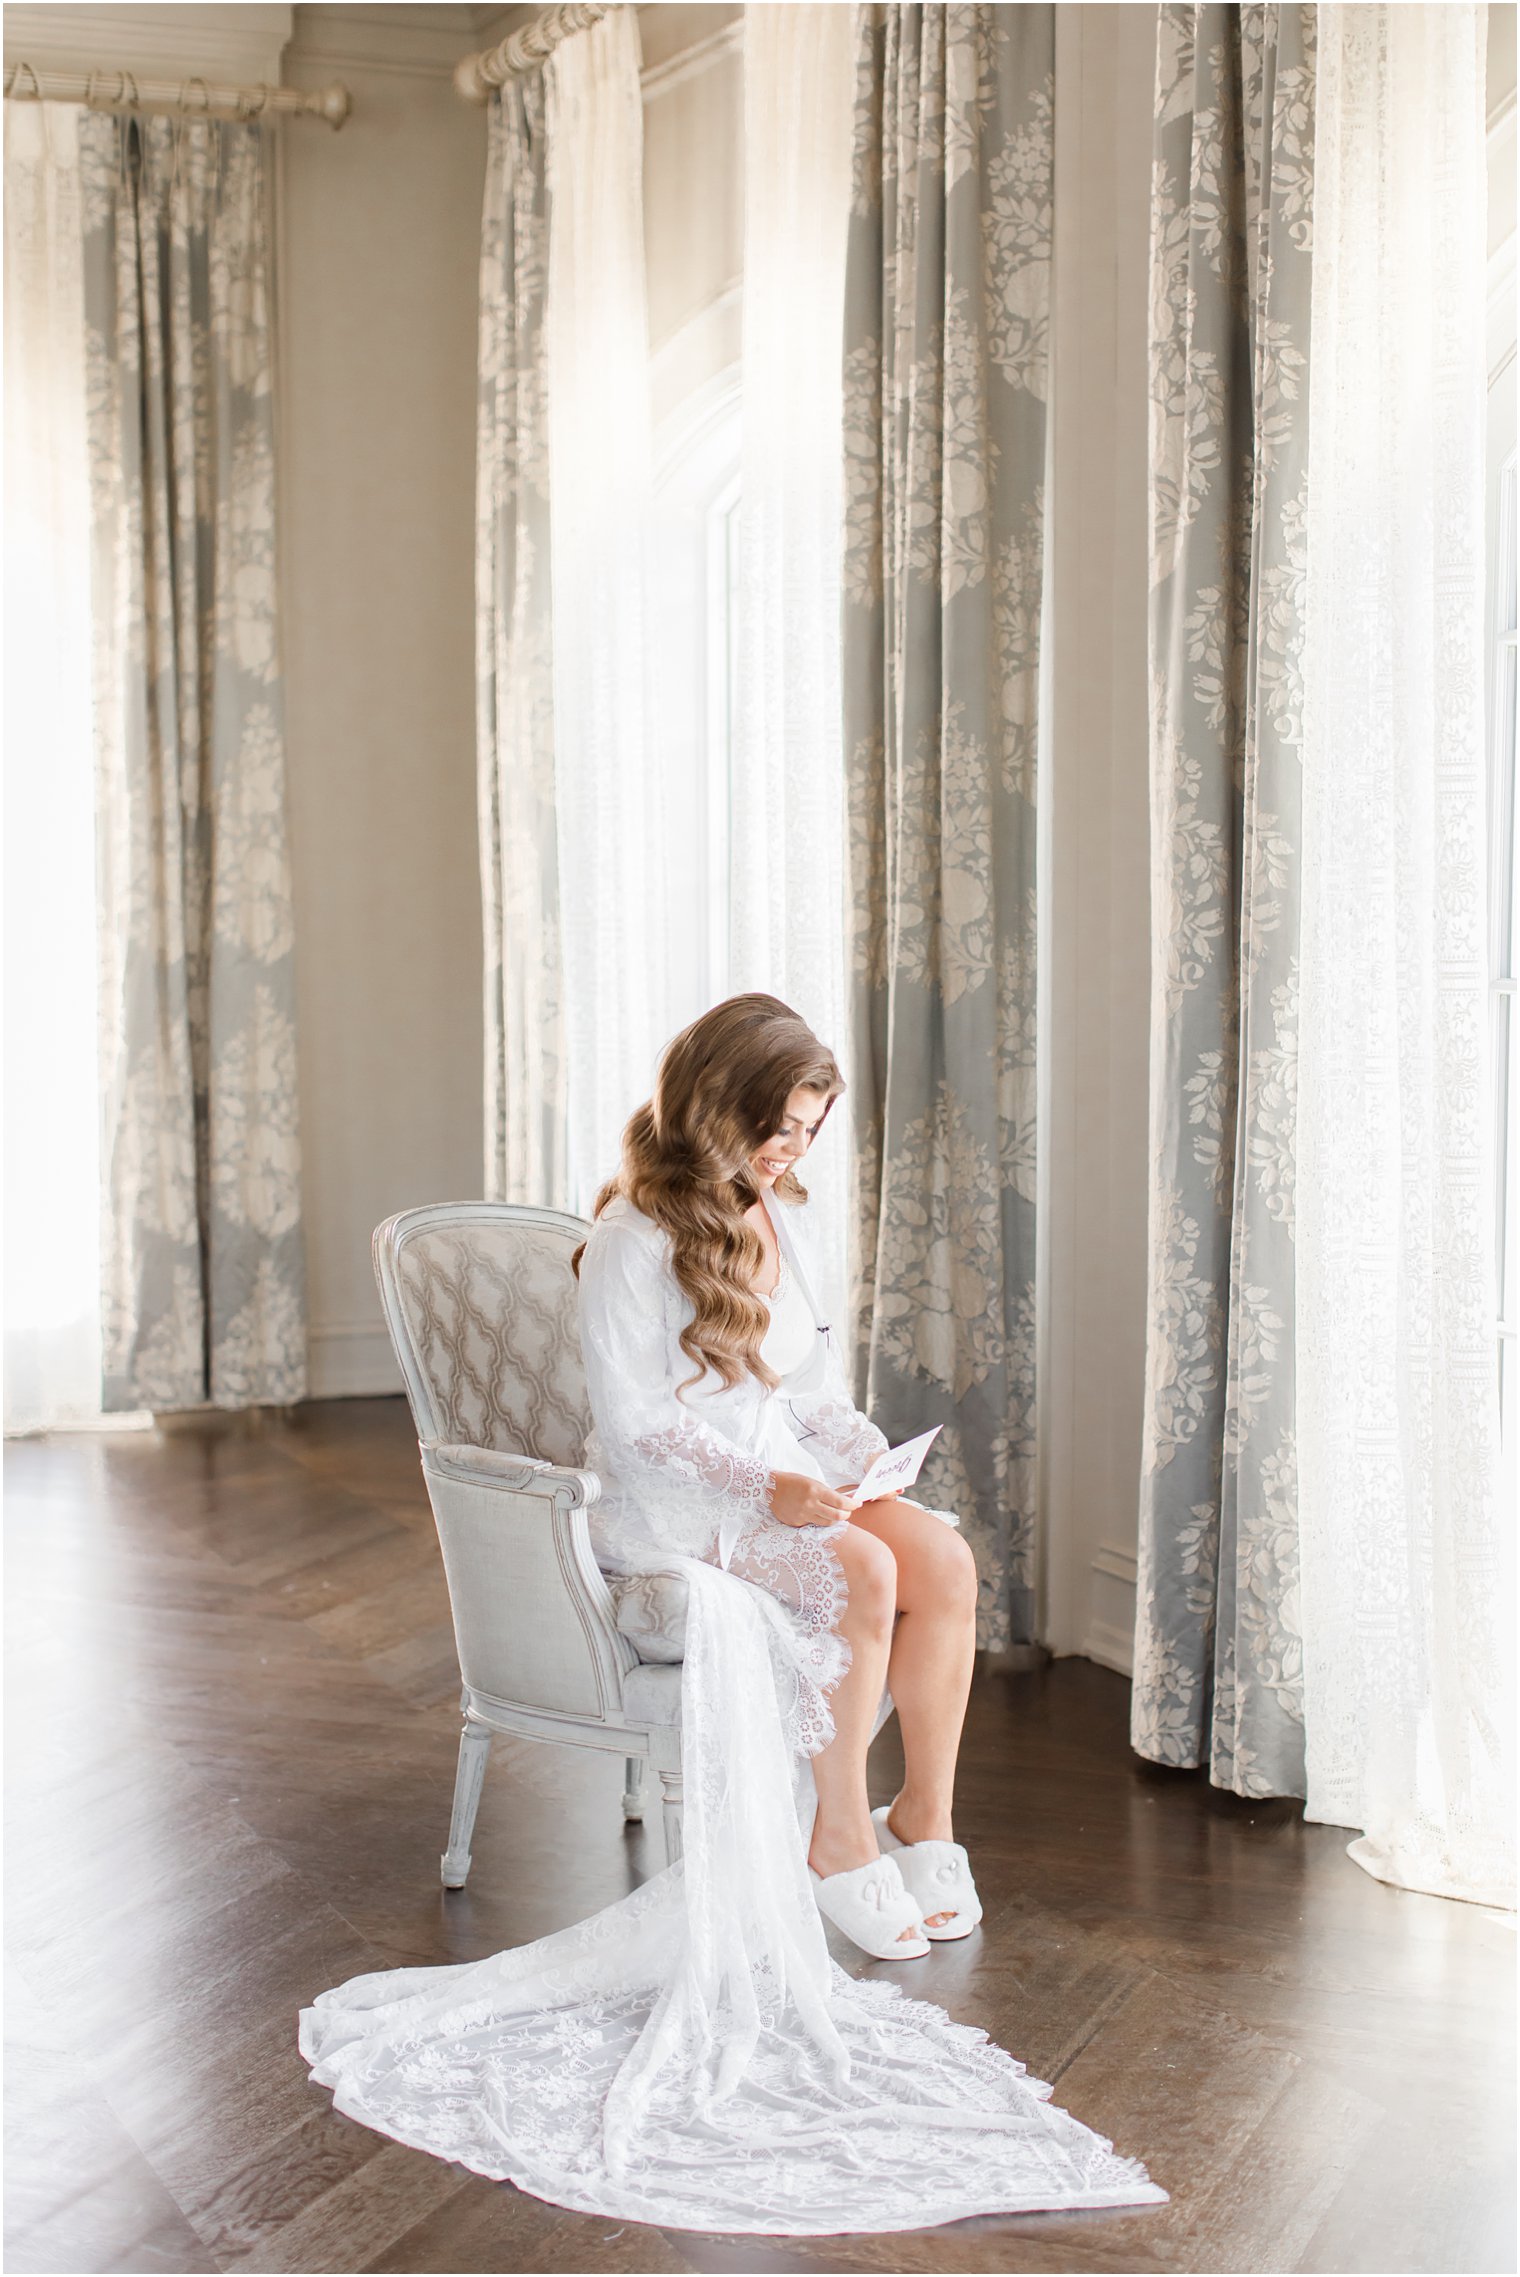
[768,1471,857,1528]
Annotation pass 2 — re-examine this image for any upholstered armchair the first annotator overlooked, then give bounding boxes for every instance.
[372,1202,689,1885]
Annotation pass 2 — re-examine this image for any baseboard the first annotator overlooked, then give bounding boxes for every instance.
[1084,1540,1138,1676]
[307,1322,403,1400]
[1082,1615,1136,1678]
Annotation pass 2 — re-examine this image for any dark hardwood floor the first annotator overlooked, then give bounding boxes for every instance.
[4,1399,1513,2275]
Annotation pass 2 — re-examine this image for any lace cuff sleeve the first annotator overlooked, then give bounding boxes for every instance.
[624,1410,776,1512]
[577,1214,775,1540]
[783,1388,889,1487]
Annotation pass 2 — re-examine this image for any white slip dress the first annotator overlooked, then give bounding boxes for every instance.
[297,1194,1169,2236]
[758,1245,815,1373]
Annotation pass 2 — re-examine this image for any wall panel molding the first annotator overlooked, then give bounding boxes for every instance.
[1083,1613,1136,1679]
[288,5,483,78]
[642,19,741,101]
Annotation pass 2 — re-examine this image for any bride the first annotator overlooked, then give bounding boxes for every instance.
[579,992,985,1958]
[299,995,1167,2236]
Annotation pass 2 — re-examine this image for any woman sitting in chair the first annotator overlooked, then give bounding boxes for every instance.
[300,993,1164,2234]
[571,991,983,1960]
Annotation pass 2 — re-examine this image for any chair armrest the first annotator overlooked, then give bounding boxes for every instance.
[418,1440,632,1720]
[425,1441,601,1510]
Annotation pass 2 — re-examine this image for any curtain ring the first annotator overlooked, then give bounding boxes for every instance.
[181,73,214,200]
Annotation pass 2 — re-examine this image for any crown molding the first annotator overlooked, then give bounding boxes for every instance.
[3,5,292,82]
[298,2,481,23]
[287,3,483,76]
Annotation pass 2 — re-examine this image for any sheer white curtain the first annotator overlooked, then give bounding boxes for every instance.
[1297,4,1513,1907]
[2,104,110,1434]
[729,5,857,1316]
[546,14,670,1217]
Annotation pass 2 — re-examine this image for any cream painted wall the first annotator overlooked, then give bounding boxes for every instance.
[277,7,489,1396]
[1041,3,1158,1671]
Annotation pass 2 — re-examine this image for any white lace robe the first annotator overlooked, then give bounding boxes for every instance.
[578,1188,897,1752]
[298,1189,1169,2233]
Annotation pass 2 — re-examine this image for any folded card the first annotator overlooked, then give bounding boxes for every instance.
[848,1425,942,1509]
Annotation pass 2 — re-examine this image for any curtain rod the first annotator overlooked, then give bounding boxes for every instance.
[454,2,614,102]
[3,62,352,128]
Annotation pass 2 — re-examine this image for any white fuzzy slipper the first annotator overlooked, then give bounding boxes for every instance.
[809,1853,930,1960]
[870,1804,984,1941]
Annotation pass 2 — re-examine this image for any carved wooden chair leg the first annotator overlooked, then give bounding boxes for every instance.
[659,1768,684,1864]
[441,1718,493,1888]
[622,1755,647,1822]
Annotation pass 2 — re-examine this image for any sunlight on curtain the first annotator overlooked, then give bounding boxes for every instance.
[545,13,669,1218]
[478,72,562,1208]
[2,104,112,1434]
[730,3,856,1317]
[1297,4,1514,1908]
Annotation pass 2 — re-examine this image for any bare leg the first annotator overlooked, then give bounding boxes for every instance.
[729,1506,973,1946]
[804,1527,921,1936]
[849,1498,978,1902]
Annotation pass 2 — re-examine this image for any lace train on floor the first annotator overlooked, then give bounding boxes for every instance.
[299,1557,1168,2235]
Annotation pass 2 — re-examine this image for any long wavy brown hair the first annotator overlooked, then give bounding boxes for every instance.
[570,994,843,1400]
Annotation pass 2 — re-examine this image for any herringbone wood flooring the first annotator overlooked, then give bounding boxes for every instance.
[4,1400,1513,2274]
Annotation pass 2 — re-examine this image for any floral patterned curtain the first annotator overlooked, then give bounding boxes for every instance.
[842,3,1053,1652]
[477,75,564,1205]
[79,115,305,1411]
[1130,6,1315,1795]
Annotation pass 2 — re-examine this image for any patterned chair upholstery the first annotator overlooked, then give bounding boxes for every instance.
[374,1202,687,1883]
